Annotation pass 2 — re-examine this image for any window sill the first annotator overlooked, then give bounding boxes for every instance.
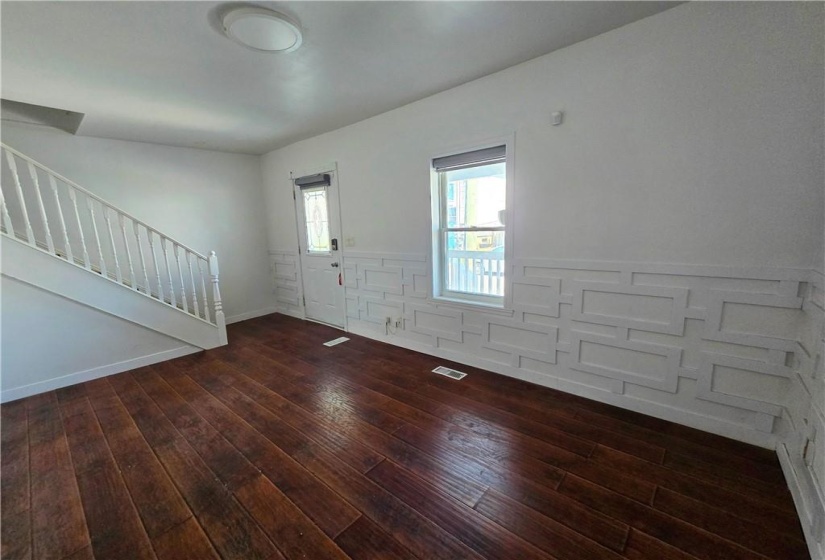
[428,296,515,317]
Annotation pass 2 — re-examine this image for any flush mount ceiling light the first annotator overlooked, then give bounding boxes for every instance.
[222,7,302,53]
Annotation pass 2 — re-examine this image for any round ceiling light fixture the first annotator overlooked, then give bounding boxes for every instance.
[222,7,302,53]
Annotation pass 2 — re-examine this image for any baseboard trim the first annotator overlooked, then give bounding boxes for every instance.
[346,322,776,449]
[0,345,200,403]
[226,306,279,325]
[276,307,306,320]
[777,442,825,560]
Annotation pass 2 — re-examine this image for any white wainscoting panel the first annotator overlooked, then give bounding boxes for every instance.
[281,252,812,448]
[269,250,303,318]
[776,269,825,559]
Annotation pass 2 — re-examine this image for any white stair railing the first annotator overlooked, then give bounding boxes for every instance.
[0,143,225,331]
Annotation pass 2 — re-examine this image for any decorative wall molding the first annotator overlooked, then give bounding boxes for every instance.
[269,249,303,317]
[273,251,812,446]
[777,268,825,559]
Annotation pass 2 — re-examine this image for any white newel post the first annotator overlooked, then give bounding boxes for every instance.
[209,250,227,344]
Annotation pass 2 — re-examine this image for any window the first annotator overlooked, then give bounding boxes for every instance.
[302,187,330,253]
[431,144,509,307]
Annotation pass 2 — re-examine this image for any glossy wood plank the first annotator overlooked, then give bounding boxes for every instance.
[1,401,30,560]
[367,459,555,560]
[474,488,624,560]
[590,445,798,517]
[87,393,192,539]
[225,361,490,507]
[652,487,809,558]
[294,447,484,560]
[234,476,351,560]
[164,366,362,538]
[195,486,282,560]
[256,335,656,503]
[151,518,220,560]
[132,370,261,492]
[72,462,156,559]
[558,473,775,560]
[333,516,417,560]
[27,394,91,560]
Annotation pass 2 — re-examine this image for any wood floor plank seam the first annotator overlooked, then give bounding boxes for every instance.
[154,364,364,553]
[125,372,283,560]
[85,385,198,553]
[240,342,656,508]
[31,394,93,560]
[210,354,492,508]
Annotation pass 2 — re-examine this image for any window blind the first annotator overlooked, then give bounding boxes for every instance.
[432,145,505,171]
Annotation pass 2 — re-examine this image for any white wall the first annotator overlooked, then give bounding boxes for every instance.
[1,122,275,322]
[264,2,822,269]
[0,275,195,401]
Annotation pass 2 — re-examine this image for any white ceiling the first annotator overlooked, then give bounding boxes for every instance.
[1,1,679,155]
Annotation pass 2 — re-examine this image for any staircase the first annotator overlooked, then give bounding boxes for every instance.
[0,143,227,397]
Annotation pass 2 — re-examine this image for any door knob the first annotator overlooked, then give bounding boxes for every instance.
[331,262,339,267]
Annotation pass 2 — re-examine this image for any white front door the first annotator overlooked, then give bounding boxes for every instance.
[294,170,346,329]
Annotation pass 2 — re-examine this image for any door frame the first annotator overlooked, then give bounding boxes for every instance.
[291,162,348,331]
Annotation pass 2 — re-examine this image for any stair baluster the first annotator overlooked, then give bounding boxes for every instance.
[174,244,189,313]
[134,223,150,295]
[26,162,55,254]
[119,214,136,290]
[186,251,200,319]
[68,188,91,269]
[5,151,36,245]
[0,184,16,238]
[161,237,176,308]
[198,259,211,323]
[48,176,73,263]
[148,231,164,302]
[86,198,108,277]
[104,206,122,283]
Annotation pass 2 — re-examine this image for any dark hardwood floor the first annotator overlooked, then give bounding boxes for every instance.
[0,313,810,560]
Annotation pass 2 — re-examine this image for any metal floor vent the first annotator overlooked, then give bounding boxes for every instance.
[323,337,350,347]
[432,366,467,380]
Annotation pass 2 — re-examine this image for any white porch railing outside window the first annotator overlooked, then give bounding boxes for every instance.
[445,249,505,297]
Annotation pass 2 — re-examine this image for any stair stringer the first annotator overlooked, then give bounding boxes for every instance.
[2,235,225,349]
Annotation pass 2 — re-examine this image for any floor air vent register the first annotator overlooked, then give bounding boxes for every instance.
[432,366,467,380]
